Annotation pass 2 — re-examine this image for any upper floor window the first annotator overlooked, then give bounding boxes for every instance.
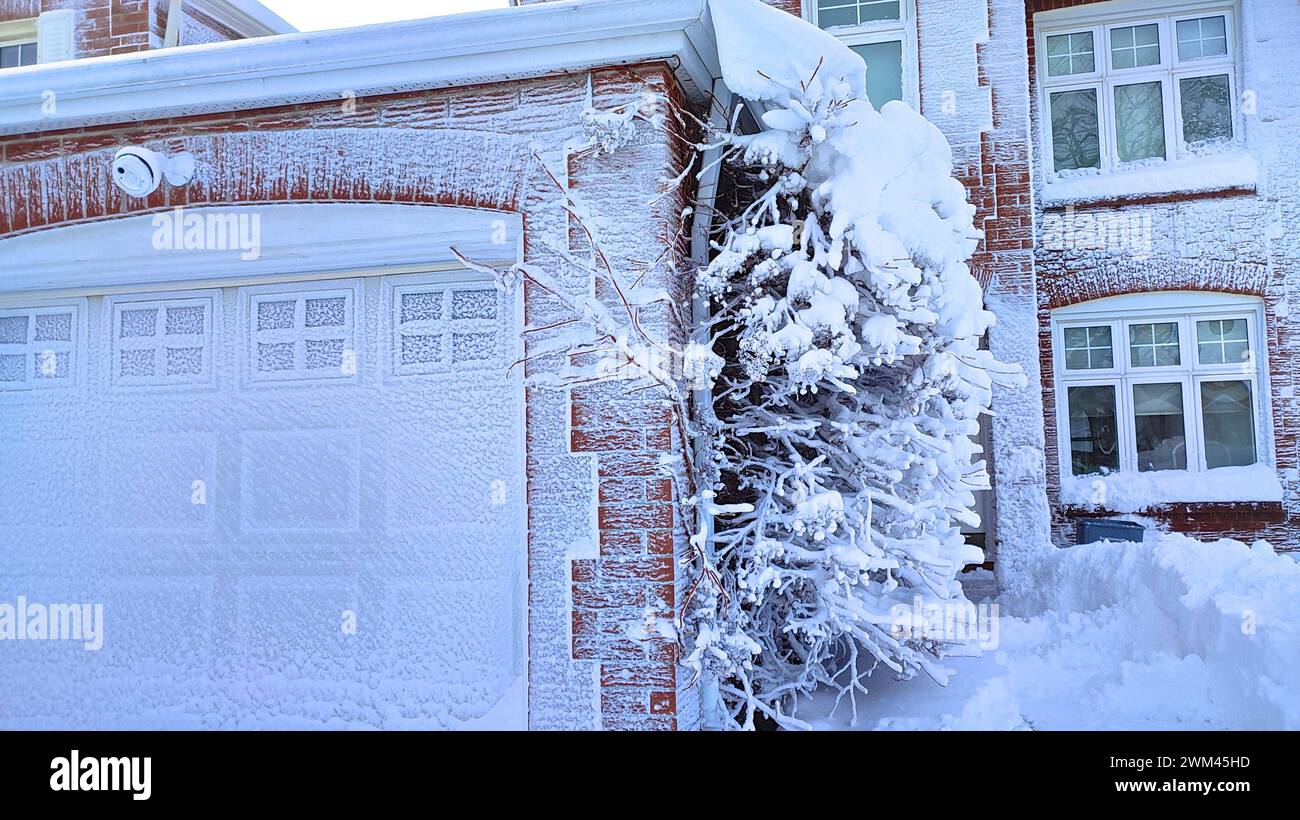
[1053,293,1267,480]
[1036,1,1239,176]
[0,19,38,70]
[806,0,916,110]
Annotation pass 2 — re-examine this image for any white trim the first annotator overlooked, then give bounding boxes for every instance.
[0,203,523,295]
[165,0,185,48]
[0,18,38,47]
[103,289,223,392]
[0,0,718,136]
[801,0,918,109]
[188,0,296,37]
[1039,151,1256,206]
[1054,290,1260,316]
[1051,292,1271,488]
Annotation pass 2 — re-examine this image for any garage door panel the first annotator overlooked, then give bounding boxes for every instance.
[239,428,362,533]
[100,433,216,533]
[0,272,526,729]
[0,436,84,531]
[384,428,515,533]
[363,575,523,729]
[227,575,361,716]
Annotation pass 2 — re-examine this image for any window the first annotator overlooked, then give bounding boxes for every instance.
[1037,2,1238,176]
[806,0,916,109]
[0,19,38,70]
[0,39,36,69]
[385,279,503,377]
[108,293,218,388]
[0,302,78,391]
[1053,293,1268,479]
[244,282,360,384]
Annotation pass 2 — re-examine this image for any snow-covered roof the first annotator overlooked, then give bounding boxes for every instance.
[0,0,718,136]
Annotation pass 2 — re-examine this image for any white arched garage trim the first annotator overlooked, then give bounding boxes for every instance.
[0,202,522,293]
[0,203,529,729]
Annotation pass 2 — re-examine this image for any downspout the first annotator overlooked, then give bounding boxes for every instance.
[687,74,734,730]
[164,0,184,48]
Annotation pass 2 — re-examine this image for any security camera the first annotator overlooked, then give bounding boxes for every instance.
[111,147,196,197]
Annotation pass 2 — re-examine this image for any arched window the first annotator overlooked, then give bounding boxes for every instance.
[1052,292,1269,479]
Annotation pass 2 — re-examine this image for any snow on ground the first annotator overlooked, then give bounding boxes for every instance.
[801,532,1300,730]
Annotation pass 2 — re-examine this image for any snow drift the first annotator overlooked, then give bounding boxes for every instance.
[806,532,1300,730]
[1022,532,1300,728]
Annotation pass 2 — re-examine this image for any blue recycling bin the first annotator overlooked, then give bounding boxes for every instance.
[1077,518,1145,545]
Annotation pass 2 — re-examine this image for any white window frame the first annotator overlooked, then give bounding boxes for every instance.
[104,290,221,391]
[803,0,918,109]
[381,273,505,379]
[1052,292,1270,481]
[0,18,38,69]
[240,280,363,387]
[0,298,83,392]
[1035,0,1240,179]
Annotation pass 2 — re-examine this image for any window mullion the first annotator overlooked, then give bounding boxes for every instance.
[1099,77,1115,171]
[1181,376,1202,472]
[1118,374,1135,473]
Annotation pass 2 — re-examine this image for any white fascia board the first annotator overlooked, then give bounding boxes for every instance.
[188,0,297,37]
[0,0,718,136]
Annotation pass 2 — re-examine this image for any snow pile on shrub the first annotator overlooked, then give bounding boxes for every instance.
[685,0,1019,729]
[804,532,1300,730]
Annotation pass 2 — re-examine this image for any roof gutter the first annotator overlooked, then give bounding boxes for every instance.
[0,0,718,136]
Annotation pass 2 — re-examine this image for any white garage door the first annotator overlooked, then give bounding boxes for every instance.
[0,271,526,729]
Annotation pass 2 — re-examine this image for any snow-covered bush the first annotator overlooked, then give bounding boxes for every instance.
[459,0,1021,731]
[682,0,1023,729]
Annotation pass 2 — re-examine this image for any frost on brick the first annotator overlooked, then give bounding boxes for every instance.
[684,0,1023,730]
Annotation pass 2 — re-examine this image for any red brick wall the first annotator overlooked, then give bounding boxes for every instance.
[565,67,695,729]
[0,0,247,58]
[1,0,157,58]
[0,64,700,729]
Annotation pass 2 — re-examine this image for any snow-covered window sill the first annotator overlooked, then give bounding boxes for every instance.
[1040,154,1258,208]
[1060,464,1283,514]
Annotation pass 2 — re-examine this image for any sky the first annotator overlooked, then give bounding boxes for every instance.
[261,0,511,32]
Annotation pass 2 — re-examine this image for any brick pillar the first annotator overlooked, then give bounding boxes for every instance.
[569,396,681,729]
[557,66,699,730]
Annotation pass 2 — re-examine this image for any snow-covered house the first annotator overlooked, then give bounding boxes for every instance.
[0,0,1294,731]
[0,0,293,60]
